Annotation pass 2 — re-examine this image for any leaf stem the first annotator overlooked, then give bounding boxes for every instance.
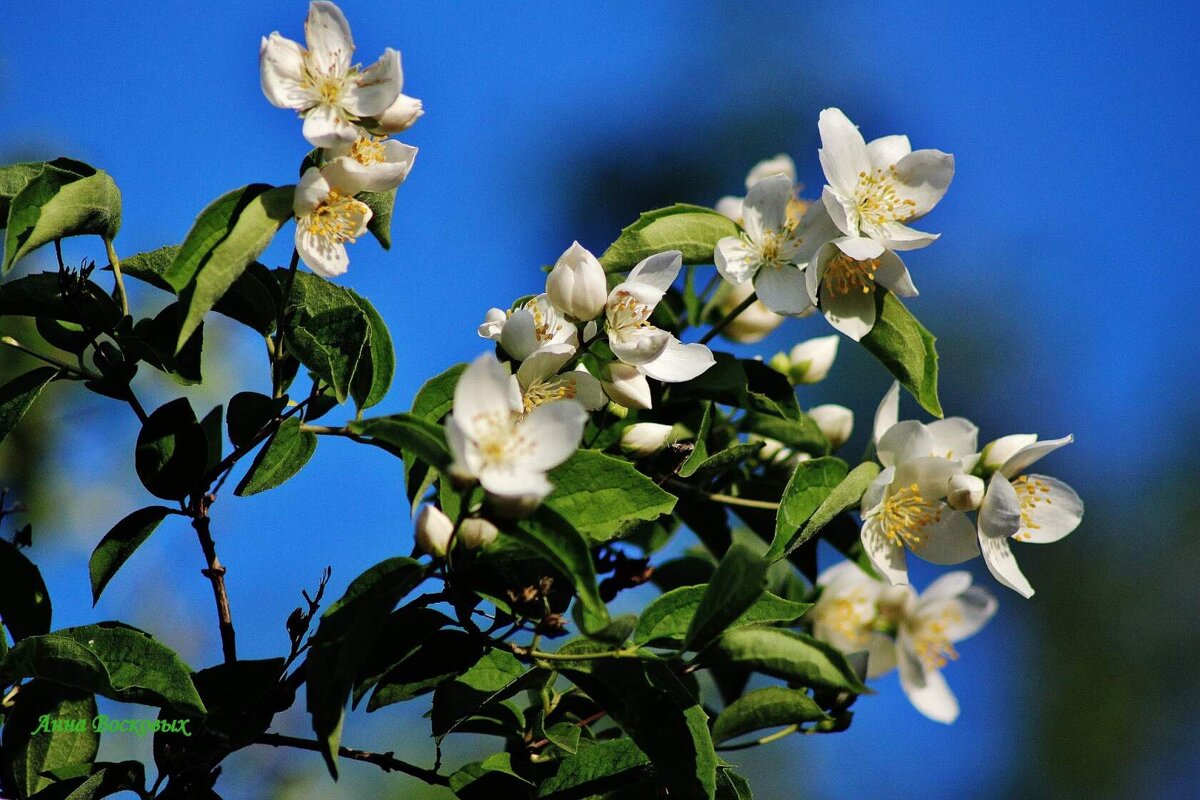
[102,237,129,318]
[0,338,94,380]
[508,643,642,662]
[255,733,448,785]
[715,723,800,751]
[665,479,780,511]
[698,290,757,344]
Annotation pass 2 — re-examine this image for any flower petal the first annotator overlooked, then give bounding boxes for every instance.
[873,381,901,445]
[715,237,758,285]
[742,174,792,243]
[819,280,876,341]
[866,633,898,679]
[516,344,575,389]
[1013,475,1083,544]
[929,586,998,643]
[978,473,1021,539]
[604,363,652,409]
[295,227,349,278]
[821,185,857,238]
[863,219,939,252]
[866,134,912,170]
[610,325,671,366]
[638,337,715,383]
[753,265,813,316]
[344,48,403,117]
[520,400,588,471]
[305,0,354,76]
[294,167,330,217]
[571,367,608,410]
[897,630,959,723]
[454,354,520,431]
[817,108,871,197]
[479,467,552,501]
[627,250,682,295]
[745,153,797,189]
[498,308,541,361]
[926,418,979,461]
[861,516,909,586]
[872,248,918,298]
[715,196,743,221]
[980,534,1034,598]
[909,508,980,565]
[792,200,844,266]
[894,148,954,218]
[260,34,311,110]
[302,103,361,147]
[917,571,973,604]
[876,420,934,468]
[1000,434,1074,479]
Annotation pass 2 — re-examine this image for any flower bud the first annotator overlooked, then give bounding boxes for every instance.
[713,281,784,343]
[458,517,499,550]
[487,493,543,520]
[946,474,986,511]
[980,434,1038,472]
[768,351,791,375]
[546,242,607,321]
[619,422,674,458]
[603,363,652,410]
[808,404,854,449]
[415,505,453,557]
[788,335,839,384]
[370,93,424,134]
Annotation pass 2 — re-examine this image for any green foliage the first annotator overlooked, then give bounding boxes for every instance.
[225,391,287,448]
[0,623,206,715]
[537,738,652,798]
[352,606,452,707]
[0,368,58,449]
[361,189,396,250]
[134,398,209,501]
[234,417,316,496]
[366,629,484,711]
[861,289,942,417]
[682,544,768,653]
[88,506,174,604]
[767,457,849,560]
[675,354,800,419]
[506,507,610,634]
[703,627,867,693]
[2,159,121,274]
[599,204,738,272]
[0,681,98,799]
[770,461,882,561]
[0,273,120,332]
[346,412,451,469]
[633,586,810,648]
[449,753,532,799]
[546,450,677,543]
[710,686,829,744]
[0,538,52,641]
[431,649,532,737]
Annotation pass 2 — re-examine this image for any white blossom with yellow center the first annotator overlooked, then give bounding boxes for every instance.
[324,135,417,193]
[446,353,587,503]
[260,2,406,147]
[515,344,605,413]
[976,434,1083,598]
[872,381,981,469]
[806,234,918,341]
[478,294,578,362]
[293,162,372,278]
[817,107,954,252]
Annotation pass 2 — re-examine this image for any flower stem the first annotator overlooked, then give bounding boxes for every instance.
[191,493,237,663]
[698,290,757,344]
[102,237,129,318]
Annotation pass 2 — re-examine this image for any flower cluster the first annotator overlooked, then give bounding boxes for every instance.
[261,1,421,277]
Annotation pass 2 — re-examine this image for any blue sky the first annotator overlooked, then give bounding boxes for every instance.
[2,1,1197,797]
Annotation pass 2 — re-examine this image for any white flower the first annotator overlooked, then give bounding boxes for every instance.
[817,107,954,251]
[446,353,587,503]
[872,381,980,469]
[515,344,605,412]
[293,163,372,278]
[486,294,578,362]
[715,154,798,222]
[808,404,854,449]
[546,242,608,321]
[859,456,979,586]
[714,177,836,316]
[260,1,403,147]
[711,281,784,343]
[602,362,653,410]
[605,251,715,394]
[415,505,453,557]
[619,422,674,457]
[458,517,499,550]
[324,135,417,193]
[976,435,1083,598]
[946,474,986,512]
[806,234,918,341]
[784,334,840,384]
[813,564,997,724]
[369,93,424,135]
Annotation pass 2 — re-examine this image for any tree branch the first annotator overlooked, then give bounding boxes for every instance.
[255,733,448,785]
[191,494,236,663]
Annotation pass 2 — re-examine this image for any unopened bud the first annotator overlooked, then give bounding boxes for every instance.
[808,404,854,449]
[788,335,839,384]
[458,517,499,550]
[980,434,1038,472]
[415,505,454,558]
[603,363,652,410]
[947,474,986,511]
[546,241,607,321]
[619,422,674,458]
[370,93,424,134]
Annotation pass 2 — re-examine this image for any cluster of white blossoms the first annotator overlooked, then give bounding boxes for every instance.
[713,109,953,341]
[260,1,422,277]
[862,382,1083,598]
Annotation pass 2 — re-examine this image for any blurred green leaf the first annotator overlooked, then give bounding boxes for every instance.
[432,649,532,737]
[0,273,120,333]
[740,412,829,455]
[352,607,452,707]
[234,417,315,497]
[0,538,52,641]
[88,506,174,605]
[633,586,809,648]
[0,367,58,449]
[861,290,942,417]
[600,204,737,273]
[367,629,485,712]
[710,686,828,744]
[507,507,610,634]
[449,753,532,799]
[675,354,800,420]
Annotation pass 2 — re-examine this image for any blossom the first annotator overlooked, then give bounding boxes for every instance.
[859,455,979,586]
[771,334,839,384]
[446,353,587,504]
[515,344,605,412]
[946,474,986,512]
[479,294,578,362]
[817,107,954,251]
[415,505,453,557]
[710,281,784,343]
[369,92,424,135]
[806,234,918,341]
[976,435,1083,598]
[813,564,997,723]
[324,135,417,193]
[808,404,854,449]
[872,381,980,469]
[260,2,404,147]
[457,517,499,550]
[293,162,372,278]
[715,154,799,222]
[619,422,675,457]
[604,251,714,404]
[602,363,652,410]
[714,176,837,316]
[546,242,608,321]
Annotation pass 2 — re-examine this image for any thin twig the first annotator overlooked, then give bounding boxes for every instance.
[698,291,757,344]
[255,733,449,785]
[191,493,237,663]
[665,479,780,511]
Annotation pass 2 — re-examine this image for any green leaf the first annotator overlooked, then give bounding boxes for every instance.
[711,686,829,745]
[0,623,206,715]
[366,629,484,711]
[0,273,120,333]
[677,403,713,478]
[346,288,393,410]
[0,161,46,222]
[38,759,146,800]
[234,417,316,497]
[600,204,738,273]
[766,457,850,561]
[675,354,800,420]
[770,461,881,561]
[0,367,58,448]
[165,184,293,349]
[682,442,764,478]
[305,557,424,778]
[411,362,466,422]
[431,649,532,737]
[122,302,204,386]
[0,681,98,798]
[352,607,451,706]
[633,587,809,648]
[860,289,942,417]
[545,450,677,543]
[3,159,121,274]
[360,189,396,250]
[134,398,208,501]
[284,306,368,406]
[346,412,451,470]
[0,539,51,641]
[682,544,768,653]
[449,753,532,799]
[507,507,609,635]
[703,627,867,693]
[537,738,652,798]
[559,659,718,800]
[88,506,174,604]
[225,392,287,449]
[740,412,829,455]
[716,767,754,800]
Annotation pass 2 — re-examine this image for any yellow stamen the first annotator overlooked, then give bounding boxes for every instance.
[824,252,879,297]
[304,189,368,244]
[911,610,962,670]
[819,589,872,647]
[523,378,578,412]
[880,483,941,548]
[1012,475,1053,541]
[349,136,388,166]
[854,166,917,226]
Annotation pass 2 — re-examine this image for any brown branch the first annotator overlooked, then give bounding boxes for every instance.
[255,733,448,785]
[191,494,236,663]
